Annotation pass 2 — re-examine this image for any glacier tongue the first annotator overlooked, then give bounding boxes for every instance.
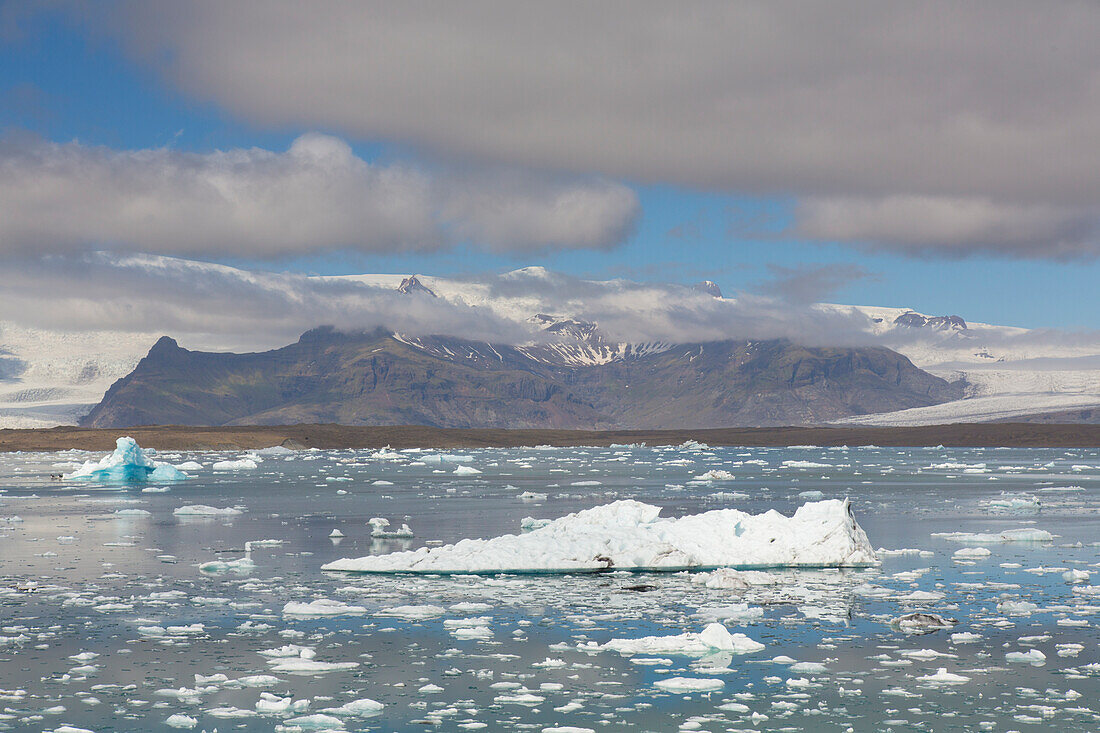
[321,498,878,574]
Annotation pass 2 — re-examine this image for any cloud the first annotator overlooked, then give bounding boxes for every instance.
[0,254,875,350]
[757,263,875,305]
[795,196,1100,259]
[0,133,639,257]
[90,1,1100,257]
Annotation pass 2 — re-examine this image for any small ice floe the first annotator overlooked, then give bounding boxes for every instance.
[694,603,764,622]
[254,692,308,714]
[890,613,956,634]
[368,517,414,538]
[918,668,970,685]
[951,632,982,644]
[692,568,779,590]
[1063,569,1090,583]
[693,470,735,482]
[934,528,1054,544]
[985,493,1041,512]
[877,548,934,557]
[376,604,446,620]
[165,713,198,728]
[65,437,188,482]
[998,599,1038,616]
[320,698,384,716]
[454,465,482,475]
[1005,649,1046,665]
[199,542,256,574]
[323,498,878,574]
[283,598,367,616]
[520,517,551,532]
[329,529,344,538]
[174,461,204,472]
[211,458,258,471]
[588,622,764,656]
[174,505,243,517]
[114,508,151,517]
[517,491,548,501]
[653,677,724,692]
[782,460,831,469]
[953,547,992,560]
[261,646,359,674]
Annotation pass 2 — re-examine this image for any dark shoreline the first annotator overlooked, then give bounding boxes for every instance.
[3,423,1100,452]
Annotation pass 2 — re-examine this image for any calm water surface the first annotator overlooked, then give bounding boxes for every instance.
[1,443,1099,731]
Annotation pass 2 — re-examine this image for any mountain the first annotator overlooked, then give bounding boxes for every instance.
[80,327,962,429]
[5,262,1100,429]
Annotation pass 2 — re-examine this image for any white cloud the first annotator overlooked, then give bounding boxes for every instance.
[0,133,638,257]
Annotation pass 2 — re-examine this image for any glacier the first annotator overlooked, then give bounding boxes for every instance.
[321,498,878,574]
[65,436,188,482]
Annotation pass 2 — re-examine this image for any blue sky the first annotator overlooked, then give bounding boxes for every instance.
[2,6,1099,330]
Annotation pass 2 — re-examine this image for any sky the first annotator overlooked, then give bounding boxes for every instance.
[2,2,1100,333]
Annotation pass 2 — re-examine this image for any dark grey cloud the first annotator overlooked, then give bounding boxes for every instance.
[0,134,638,257]
[92,0,1100,258]
[757,263,876,305]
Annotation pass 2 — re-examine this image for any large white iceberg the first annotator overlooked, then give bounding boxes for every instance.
[65,437,188,482]
[321,498,877,574]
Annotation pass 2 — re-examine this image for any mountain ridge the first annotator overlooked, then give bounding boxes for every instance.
[81,327,963,429]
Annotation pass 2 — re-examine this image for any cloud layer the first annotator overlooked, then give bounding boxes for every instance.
[0,133,638,257]
[99,1,1100,257]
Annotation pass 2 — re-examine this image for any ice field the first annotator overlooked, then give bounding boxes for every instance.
[1,440,1100,731]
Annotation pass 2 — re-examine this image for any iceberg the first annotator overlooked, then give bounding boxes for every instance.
[322,498,877,574]
[65,437,188,482]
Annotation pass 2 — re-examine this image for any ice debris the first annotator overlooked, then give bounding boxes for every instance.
[890,613,956,634]
[65,437,188,482]
[587,622,764,656]
[323,498,877,574]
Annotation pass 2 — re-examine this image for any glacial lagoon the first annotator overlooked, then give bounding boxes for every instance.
[1,441,1099,731]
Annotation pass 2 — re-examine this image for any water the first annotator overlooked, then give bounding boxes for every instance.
[1,442,1099,731]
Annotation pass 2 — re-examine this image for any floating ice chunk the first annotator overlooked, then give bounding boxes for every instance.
[951,632,982,644]
[694,470,735,482]
[890,613,955,634]
[165,714,197,728]
[65,437,188,482]
[368,517,414,538]
[329,529,344,538]
[1063,569,1090,583]
[454,466,482,475]
[998,600,1038,615]
[321,698,384,716]
[212,458,258,471]
[174,461,203,472]
[283,599,367,616]
[695,603,764,622]
[918,668,970,684]
[283,713,346,729]
[985,494,1041,512]
[934,528,1054,544]
[798,490,825,500]
[174,505,242,516]
[783,460,831,469]
[376,604,446,620]
[594,622,763,656]
[953,547,992,559]
[1006,649,1046,664]
[114,509,151,516]
[323,499,878,574]
[520,517,552,532]
[517,491,548,501]
[542,727,595,733]
[653,677,724,692]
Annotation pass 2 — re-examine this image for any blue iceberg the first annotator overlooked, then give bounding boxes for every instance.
[65,436,189,483]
